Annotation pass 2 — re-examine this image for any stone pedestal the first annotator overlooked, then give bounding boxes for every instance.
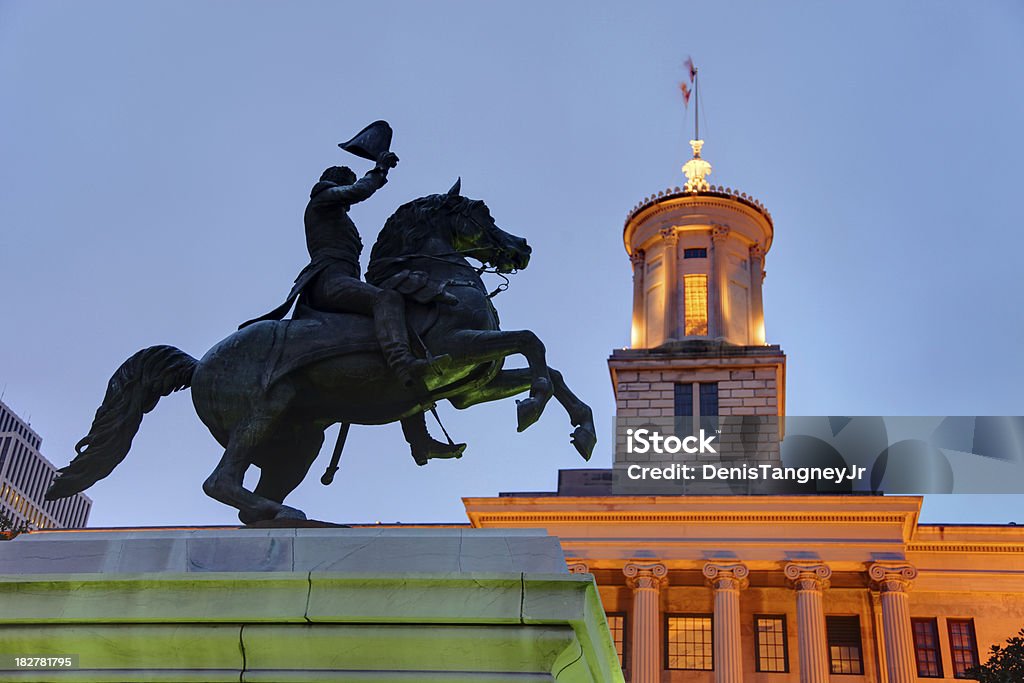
[0,527,623,682]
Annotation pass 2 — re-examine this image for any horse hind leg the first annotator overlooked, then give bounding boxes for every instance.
[252,428,326,511]
[202,416,308,525]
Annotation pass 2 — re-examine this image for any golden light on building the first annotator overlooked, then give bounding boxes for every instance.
[683,274,708,336]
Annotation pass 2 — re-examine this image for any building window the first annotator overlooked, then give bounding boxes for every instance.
[948,619,979,678]
[699,382,718,432]
[912,618,943,677]
[683,274,708,336]
[826,615,863,675]
[684,248,707,259]
[606,613,627,668]
[755,615,789,672]
[675,383,719,434]
[674,383,694,419]
[666,614,713,670]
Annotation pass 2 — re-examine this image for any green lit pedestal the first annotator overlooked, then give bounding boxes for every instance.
[0,528,623,682]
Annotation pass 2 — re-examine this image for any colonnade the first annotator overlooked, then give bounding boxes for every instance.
[575,561,919,683]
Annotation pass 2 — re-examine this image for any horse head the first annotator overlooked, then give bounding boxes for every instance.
[368,181,531,281]
[444,182,530,274]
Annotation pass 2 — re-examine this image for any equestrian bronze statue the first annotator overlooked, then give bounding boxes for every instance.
[46,124,597,524]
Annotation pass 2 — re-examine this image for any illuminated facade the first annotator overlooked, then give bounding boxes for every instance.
[464,486,1024,683]
[0,399,91,529]
[463,138,1024,682]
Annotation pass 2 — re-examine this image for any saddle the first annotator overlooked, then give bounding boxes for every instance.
[258,271,450,389]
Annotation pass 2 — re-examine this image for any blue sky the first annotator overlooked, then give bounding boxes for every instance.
[2,1,1023,526]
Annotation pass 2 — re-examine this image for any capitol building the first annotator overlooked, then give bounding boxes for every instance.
[460,138,1024,682]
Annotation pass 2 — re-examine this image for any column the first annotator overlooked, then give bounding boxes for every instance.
[630,249,646,348]
[748,244,765,345]
[660,228,679,340]
[624,562,668,683]
[869,563,918,683]
[871,590,889,683]
[704,562,749,683]
[784,563,832,683]
[710,225,730,339]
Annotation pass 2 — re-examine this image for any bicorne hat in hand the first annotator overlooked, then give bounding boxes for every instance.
[338,121,393,161]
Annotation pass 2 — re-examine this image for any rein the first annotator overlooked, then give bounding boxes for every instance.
[372,249,516,299]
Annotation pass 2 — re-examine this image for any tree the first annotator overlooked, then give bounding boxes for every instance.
[966,627,1024,682]
[0,511,31,539]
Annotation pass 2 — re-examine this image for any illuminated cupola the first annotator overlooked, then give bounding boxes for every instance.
[625,138,774,348]
[610,98,786,432]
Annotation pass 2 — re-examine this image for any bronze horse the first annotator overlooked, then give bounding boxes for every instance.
[46,183,596,523]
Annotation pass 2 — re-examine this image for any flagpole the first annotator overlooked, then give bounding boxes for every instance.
[694,67,699,141]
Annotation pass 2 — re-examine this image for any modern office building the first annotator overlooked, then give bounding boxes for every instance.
[462,138,1024,682]
[0,399,91,529]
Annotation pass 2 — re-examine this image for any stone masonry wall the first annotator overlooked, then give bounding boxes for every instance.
[615,367,779,418]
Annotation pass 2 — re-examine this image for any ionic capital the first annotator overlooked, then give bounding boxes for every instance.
[659,227,679,243]
[711,224,731,242]
[567,561,590,575]
[624,562,668,590]
[784,562,832,592]
[629,249,646,267]
[749,243,765,260]
[703,562,749,591]
[868,563,917,593]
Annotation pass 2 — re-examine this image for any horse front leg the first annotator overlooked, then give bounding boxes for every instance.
[548,368,597,461]
[449,367,596,461]
[434,329,552,431]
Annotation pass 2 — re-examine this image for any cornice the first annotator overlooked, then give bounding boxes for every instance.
[623,191,773,256]
[907,543,1024,554]
[470,512,912,525]
[626,187,773,227]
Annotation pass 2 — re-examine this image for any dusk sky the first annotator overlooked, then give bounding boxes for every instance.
[2,2,1023,527]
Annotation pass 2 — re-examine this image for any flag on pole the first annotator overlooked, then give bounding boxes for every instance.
[684,56,697,83]
[680,56,696,108]
[680,81,692,107]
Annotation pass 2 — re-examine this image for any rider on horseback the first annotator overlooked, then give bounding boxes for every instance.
[242,150,439,389]
[241,144,463,464]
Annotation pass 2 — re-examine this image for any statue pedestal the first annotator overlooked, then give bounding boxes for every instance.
[0,528,623,682]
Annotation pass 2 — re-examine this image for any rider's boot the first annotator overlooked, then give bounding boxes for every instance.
[374,290,448,395]
[401,414,466,466]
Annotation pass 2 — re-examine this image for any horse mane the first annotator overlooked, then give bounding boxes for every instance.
[367,193,466,283]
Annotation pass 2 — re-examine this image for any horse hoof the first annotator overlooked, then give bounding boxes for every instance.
[571,426,597,461]
[275,506,307,521]
[238,510,265,525]
[516,398,544,432]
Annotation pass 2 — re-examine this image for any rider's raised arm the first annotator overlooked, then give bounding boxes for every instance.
[324,151,399,206]
[324,167,388,205]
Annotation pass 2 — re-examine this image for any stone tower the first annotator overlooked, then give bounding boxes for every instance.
[610,138,786,476]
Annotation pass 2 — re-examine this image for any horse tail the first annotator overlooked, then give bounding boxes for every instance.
[45,345,198,500]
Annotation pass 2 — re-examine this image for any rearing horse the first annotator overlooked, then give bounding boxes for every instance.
[46,183,597,524]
